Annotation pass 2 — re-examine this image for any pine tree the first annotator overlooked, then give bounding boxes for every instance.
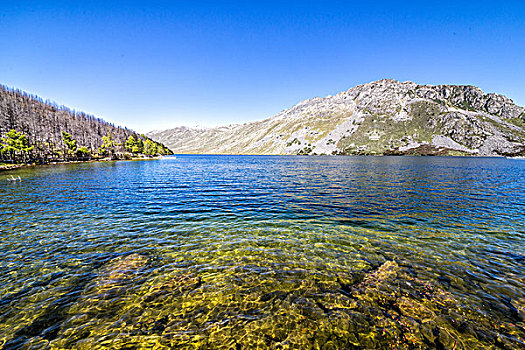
[143,139,157,156]
[76,146,90,160]
[0,129,34,163]
[125,135,137,153]
[99,133,117,158]
[62,131,77,159]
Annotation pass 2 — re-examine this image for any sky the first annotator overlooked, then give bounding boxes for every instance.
[0,1,524,133]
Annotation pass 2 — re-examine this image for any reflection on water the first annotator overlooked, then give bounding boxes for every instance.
[0,156,524,349]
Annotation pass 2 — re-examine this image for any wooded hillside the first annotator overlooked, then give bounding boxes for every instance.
[0,84,172,163]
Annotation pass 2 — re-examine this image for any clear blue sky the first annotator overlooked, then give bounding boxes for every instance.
[1,1,524,132]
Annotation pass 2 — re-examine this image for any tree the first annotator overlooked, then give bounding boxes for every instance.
[134,138,144,154]
[76,146,90,160]
[99,133,117,158]
[0,131,17,161]
[143,139,157,157]
[125,135,137,153]
[0,129,33,163]
[62,131,77,159]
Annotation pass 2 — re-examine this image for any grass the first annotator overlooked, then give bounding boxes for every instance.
[481,115,525,140]
[338,101,440,154]
[505,117,525,129]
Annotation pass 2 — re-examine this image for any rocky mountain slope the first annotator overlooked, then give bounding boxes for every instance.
[148,80,525,156]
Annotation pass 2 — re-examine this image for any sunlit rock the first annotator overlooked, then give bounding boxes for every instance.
[148,80,525,156]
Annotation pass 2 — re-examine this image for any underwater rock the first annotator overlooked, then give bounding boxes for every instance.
[27,256,525,349]
[97,253,149,284]
[0,256,125,349]
[79,253,150,301]
[356,260,399,291]
[141,273,202,303]
[397,296,435,320]
[45,254,151,349]
[511,299,525,321]
[81,253,151,304]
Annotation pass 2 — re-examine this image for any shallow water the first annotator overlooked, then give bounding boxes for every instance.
[0,155,524,349]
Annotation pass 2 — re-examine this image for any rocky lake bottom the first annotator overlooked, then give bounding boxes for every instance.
[0,155,524,349]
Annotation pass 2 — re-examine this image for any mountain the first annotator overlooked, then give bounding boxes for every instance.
[0,84,172,164]
[148,80,525,156]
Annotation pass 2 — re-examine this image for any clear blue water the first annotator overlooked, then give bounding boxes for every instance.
[0,155,524,349]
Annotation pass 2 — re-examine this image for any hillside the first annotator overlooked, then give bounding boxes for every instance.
[148,80,525,156]
[0,84,172,164]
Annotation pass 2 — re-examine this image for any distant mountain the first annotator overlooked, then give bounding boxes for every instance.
[148,80,525,156]
[0,84,172,163]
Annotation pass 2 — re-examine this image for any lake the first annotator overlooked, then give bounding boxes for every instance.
[0,155,524,349]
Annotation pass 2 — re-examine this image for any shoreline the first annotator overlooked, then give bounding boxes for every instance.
[168,153,510,158]
[0,156,166,172]
[2,153,520,173]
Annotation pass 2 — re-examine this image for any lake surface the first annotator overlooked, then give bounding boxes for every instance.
[0,155,524,349]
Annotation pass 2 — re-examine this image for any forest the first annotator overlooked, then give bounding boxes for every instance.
[0,84,172,164]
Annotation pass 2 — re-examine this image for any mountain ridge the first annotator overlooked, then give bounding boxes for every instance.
[148,79,525,156]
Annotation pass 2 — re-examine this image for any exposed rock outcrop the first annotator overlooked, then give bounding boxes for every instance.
[148,80,525,156]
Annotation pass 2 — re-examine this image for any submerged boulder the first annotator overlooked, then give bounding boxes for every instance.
[98,253,150,283]
[356,260,399,291]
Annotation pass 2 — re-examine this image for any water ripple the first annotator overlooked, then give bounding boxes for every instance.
[0,156,524,349]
